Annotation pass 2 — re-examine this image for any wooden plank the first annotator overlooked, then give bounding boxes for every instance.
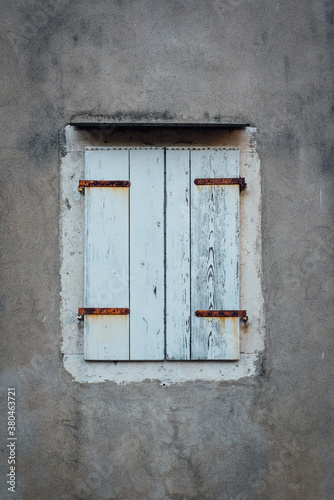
[190,149,240,360]
[84,149,130,360]
[129,149,165,360]
[166,149,191,360]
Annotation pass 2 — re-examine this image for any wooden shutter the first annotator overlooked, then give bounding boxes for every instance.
[84,148,164,361]
[84,149,130,360]
[84,147,240,361]
[190,149,240,360]
[165,148,240,360]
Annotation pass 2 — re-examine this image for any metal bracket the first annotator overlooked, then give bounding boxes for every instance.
[78,308,130,320]
[194,177,247,191]
[78,180,130,193]
[195,310,248,322]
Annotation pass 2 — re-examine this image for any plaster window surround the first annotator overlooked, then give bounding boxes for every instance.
[60,124,265,384]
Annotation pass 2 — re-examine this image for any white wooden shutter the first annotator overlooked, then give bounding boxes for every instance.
[165,147,240,360]
[83,147,240,361]
[84,149,130,360]
[190,149,240,360]
[83,148,164,361]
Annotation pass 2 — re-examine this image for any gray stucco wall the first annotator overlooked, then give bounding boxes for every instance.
[1,1,333,498]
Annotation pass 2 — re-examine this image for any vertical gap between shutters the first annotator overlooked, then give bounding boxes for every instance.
[128,149,131,360]
[189,149,192,360]
[163,148,167,360]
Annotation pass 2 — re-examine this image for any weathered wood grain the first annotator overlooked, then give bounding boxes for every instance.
[166,149,191,359]
[190,149,240,360]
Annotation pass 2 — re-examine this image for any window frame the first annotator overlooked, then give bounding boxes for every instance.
[60,125,265,383]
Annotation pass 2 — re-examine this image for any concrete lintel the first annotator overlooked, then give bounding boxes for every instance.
[69,122,250,129]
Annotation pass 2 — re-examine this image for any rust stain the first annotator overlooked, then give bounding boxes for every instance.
[232,317,239,340]
[93,315,129,324]
[194,177,247,191]
[195,310,248,321]
[110,187,129,199]
[78,307,130,316]
[113,315,128,323]
[218,317,225,330]
[86,315,129,331]
[216,317,238,331]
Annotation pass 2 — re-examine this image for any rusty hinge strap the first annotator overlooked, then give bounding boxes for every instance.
[78,180,130,192]
[194,177,247,191]
[195,310,248,322]
[78,307,130,319]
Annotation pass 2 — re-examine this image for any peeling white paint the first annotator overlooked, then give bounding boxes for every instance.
[60,126,265,384]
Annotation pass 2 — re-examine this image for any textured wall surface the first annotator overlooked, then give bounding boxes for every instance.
[0,0,333,498]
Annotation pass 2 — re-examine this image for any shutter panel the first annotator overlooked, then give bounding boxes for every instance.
[166,149,191,360]
[84,149,130,360]
[190,149,240,360]
[129,149,165,360]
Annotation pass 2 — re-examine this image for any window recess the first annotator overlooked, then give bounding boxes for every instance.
[79,147,247,361]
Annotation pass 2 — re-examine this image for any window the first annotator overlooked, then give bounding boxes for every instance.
[60,124,264,383]
[80,146,245,361]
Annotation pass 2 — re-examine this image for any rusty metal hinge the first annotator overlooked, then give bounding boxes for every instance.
[195,310,248,322]
[78,180,130,193]
[194,177,247,191]
[78,307,130,320]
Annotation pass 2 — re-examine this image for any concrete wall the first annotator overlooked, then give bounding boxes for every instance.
[0,0,333,498]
